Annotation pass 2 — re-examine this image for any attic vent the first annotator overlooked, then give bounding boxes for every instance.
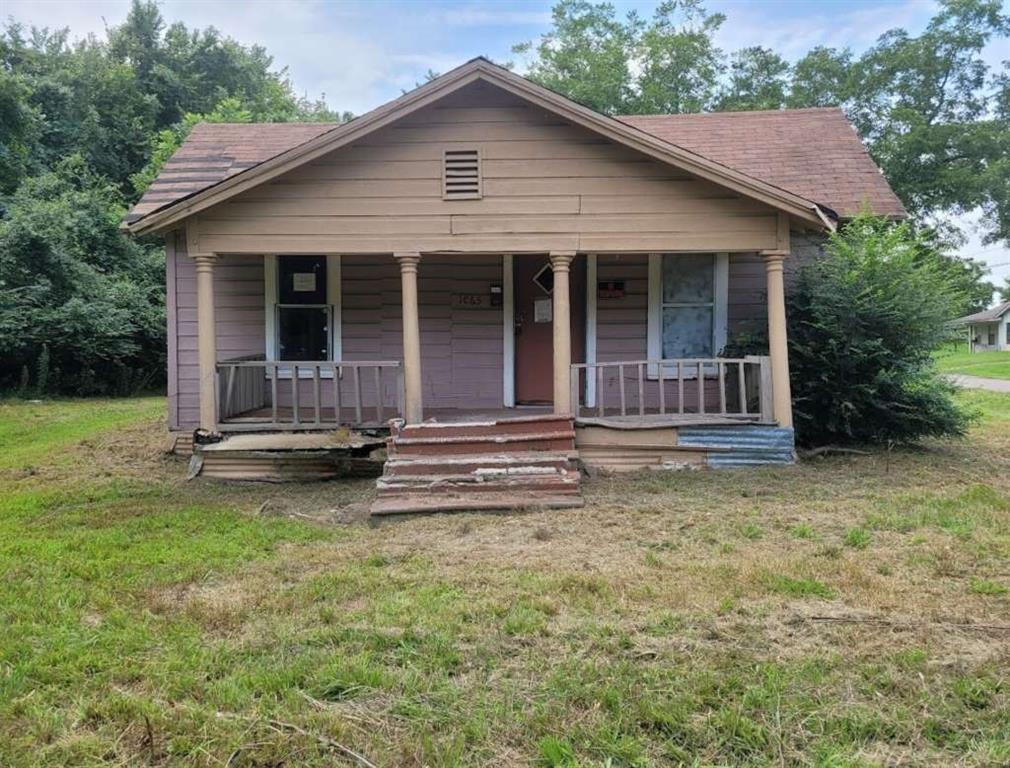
[443,148,482,200]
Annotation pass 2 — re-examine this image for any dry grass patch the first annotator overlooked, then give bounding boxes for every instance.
[1,392,1009,766]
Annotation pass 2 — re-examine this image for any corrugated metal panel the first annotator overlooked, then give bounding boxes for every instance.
[678,425,795,468]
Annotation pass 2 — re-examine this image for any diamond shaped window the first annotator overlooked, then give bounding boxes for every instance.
[533,263,554,295]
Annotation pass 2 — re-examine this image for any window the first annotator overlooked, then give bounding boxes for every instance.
[647,252,728,375]
[442,148,481,200]
[265,254,341,371]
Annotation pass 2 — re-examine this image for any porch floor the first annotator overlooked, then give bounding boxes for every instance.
[219,405,765,431]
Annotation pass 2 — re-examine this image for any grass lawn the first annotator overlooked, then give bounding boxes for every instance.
[2,394,1009,767]
[935,348,1010,380]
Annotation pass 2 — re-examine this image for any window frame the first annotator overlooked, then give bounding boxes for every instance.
[264,254,341,378]
[646,252,729,379]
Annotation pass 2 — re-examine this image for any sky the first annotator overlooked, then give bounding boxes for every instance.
[6,0,1009,293]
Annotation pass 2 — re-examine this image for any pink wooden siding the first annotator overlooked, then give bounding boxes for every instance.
[169,251,503,429]
[592,252,768,411]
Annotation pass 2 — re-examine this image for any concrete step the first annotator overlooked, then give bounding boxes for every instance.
[370,491,585,516]
[389,430,576,456]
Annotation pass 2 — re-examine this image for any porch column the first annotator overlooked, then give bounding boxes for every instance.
[550,251,575,415]
[762,252,793,428]
[394,252,423,424]
[194,253,219,431]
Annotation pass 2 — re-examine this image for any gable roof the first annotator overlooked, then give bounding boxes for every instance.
[123,58,898,235]
[954,300,1010,325]
[618,109,904,219]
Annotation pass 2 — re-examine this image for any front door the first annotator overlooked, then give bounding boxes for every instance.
[514,255,555,403]
[514,255,585,405]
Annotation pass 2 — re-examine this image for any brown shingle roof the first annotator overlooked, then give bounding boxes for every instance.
[126,122,339,222]
[618,108,905,218]
[126,106,905,225]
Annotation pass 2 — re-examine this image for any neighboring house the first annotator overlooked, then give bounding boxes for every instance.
[953,301,1010,353]
[122,58,904,511]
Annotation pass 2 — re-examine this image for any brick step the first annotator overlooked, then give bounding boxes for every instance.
[389,430,576,456]
[382,451,576,477]
[394,415,574,441]
[370,491,585,516]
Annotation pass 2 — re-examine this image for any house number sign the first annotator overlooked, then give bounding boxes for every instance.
[452,293,489,308]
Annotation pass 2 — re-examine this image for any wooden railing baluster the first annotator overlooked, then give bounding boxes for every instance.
[738,361,747,416]
[677,361,685,414]
[292,365,300,425]
[333,364,342,424]
[637,362,645,416]
[618,364,626,416]
[718,362,726,415]
[353,366,363,424]
[596,366,604,417]
[374,367,384,424]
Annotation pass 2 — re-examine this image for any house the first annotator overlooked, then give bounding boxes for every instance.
[953,301,1010,353]
[122,58,905,512]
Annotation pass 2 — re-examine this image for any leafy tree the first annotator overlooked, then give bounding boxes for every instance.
[844,0,1010,246]
[999,275,1010,302]
[717,46,790,110]
[634,0,725,114]
[786,216,971,445]
[513,0,639,114]
[0,1,346,395]
[0,157,165,394]
[788,46,854,108]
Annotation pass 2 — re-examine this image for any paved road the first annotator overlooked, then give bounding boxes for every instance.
[943,374,1010,393]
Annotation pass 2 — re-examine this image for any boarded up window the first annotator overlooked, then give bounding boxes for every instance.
[442,148,481,200]
[661,254,714,358]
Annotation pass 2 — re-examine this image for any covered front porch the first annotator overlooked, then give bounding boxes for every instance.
[190,244,793,437]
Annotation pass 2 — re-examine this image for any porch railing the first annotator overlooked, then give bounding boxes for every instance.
[216,355,403,430]
[570,356,773,422]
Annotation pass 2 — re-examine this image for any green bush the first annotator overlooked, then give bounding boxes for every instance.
[727,215,974,447]
[0,157,166,395]
[788,216,972,446]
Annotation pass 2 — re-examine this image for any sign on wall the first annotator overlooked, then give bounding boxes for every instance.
[534,297,553,323]
[292,273,317,292]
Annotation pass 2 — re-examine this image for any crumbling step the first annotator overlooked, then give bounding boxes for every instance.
[394,414,574,440]
[389,430,576,456]
[370,491,585,516]
[382,451,576,477]
[377,476,581,496]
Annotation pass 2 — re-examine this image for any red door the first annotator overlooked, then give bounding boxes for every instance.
[514,255,555,403]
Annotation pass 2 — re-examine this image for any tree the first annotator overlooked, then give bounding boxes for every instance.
[513,0,639,114]
[0,2,347,395]
[0,158,165,394]
[1000,275,1010,302]
[717,46,790,110]
[634,0,725,114]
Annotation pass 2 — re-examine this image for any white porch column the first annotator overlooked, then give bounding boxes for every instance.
[762,251,793,428]
[550,251,575,415]
[394,252,423,424]
[194,252,219,431]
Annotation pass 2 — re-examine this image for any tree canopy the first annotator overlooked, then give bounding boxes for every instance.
[0,0,346,395]
[515,0,1010,251]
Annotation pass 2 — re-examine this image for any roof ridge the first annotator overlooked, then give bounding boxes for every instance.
[617,106,845,118]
